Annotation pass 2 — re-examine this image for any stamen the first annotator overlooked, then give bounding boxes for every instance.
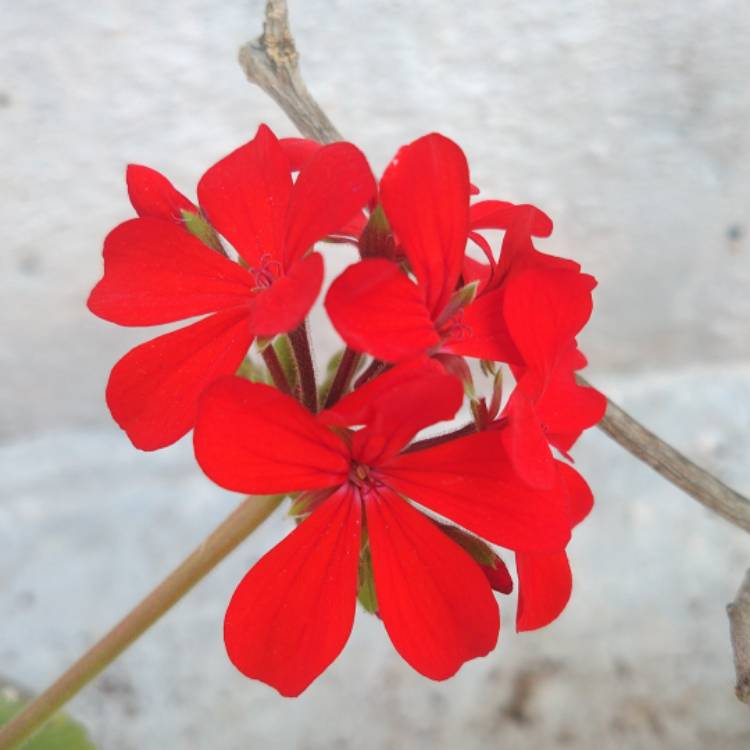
[438,310,472,343]
[250,253,283,290]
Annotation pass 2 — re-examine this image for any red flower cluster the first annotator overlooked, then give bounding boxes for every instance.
[89,125,605,696]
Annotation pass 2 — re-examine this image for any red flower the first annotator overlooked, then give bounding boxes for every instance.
[88,124,375,450]
[193,360,573,695]
[126,164,198,224]
[500,266,607,488]
[515,460,594,631]
[325,133,523,364]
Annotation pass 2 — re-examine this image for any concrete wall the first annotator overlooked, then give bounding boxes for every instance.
[2,2,750,748]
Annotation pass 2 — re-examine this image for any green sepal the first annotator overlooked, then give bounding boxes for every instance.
[438,523,499,568]
[436,280,479,329]
[236,357,270,384]
[255,336,273,352]
[479,359,498,378]
[359,204,396,261]
[357,541,379,614]
[488,368,504,419]
[470,398,485,429]
[326,348,345,375]
[180,209,225,254]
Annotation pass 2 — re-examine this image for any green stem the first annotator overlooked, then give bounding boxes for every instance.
[288,321,318,412]
[324,347,361,409]
[0,494,285,750]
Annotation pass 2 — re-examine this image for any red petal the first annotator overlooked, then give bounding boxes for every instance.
[366,489,499,680]
[515,549,572,631]
[501,386,556,489]
[106,309,254,450]
[321,357,464,466]
[325,259,439,362]
[382,431,571,552]
[557,461,594,527]
[442,286,522,363]
[349,366,464,465]
[279,137,322,171]
[194,377,349,494]
[284,142,376,266]
[198,124,291,268]
[462,256,492,291]
[482,556,514,595]
[468,231,496,268]
[88,218,254,326]
[224,488,361,696]
[334,211,368,241]
[536,365,607,452]
[380,133,470,317]
[249,251,324,336]
[323,357,457,427]
[495,221,580,290]
[126,164,197,222]
[469,201,553,237]
[503,267,596,371]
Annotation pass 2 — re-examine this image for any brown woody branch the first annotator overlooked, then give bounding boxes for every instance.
[728,569,750,704]
[238,0,341,143]
[580,376,750,533]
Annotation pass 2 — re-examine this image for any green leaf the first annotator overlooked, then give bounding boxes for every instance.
[0,682,98,750]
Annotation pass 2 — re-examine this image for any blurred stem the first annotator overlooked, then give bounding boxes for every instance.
[324,347,361,408]
[288,321,318,412]
[353,359,387,389]
[405,422,478,453]
[0,494,285,750]
[261,344,292,395]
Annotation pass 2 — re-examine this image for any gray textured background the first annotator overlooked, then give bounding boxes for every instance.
[1,1,750,747]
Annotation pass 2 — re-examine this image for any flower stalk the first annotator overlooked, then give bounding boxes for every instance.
[261,343,293,395]
[288,321,318,412]
[353,359,387,389]
[324,347,361,408]
[0,493,284,750]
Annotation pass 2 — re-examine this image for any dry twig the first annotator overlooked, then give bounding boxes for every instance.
[728,570,750,704]
[581,378,750,533]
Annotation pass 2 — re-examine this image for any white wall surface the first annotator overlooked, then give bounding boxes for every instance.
[1,2,750,748]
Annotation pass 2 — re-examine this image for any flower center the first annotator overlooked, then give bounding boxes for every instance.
[250,253,282,290]
[349,462,370,485]
[348,461,376,492]
[437,309,472,343]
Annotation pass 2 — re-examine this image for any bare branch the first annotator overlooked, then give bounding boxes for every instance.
[238,0,341,143]
[728,569,750,704]
[579,376,750,533]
